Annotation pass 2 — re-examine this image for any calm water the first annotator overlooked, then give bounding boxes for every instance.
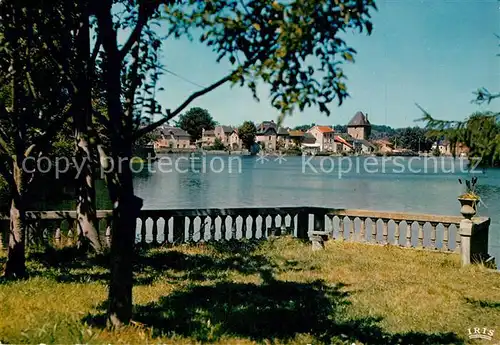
[134,154,500,262]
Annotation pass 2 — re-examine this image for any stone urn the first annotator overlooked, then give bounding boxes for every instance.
[458,196,478,220]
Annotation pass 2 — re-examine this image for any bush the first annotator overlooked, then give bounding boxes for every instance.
[432,147,441,157]
[283,148,302,156]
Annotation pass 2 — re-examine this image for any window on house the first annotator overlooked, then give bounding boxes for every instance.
[269,136,271,141]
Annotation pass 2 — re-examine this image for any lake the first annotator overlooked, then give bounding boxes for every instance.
[133,154,499,262]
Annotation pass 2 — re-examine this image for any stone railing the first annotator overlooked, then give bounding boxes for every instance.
[0,206,492,267]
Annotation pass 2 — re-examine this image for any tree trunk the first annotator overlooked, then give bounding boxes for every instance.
[106,152,143,327]
[75,136,102,253]
[95,0,145,326]
[74,5,101,253]
[3,163,26,279]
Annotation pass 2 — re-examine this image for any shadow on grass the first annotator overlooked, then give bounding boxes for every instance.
[465,297,500,309]
[129,279,462,344]
[82,239,463,344]
[14,239,296,285]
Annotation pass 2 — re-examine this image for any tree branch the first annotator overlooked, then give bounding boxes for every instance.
[119,4,149,61]
[134,73,233,139]
[90,35,102,67]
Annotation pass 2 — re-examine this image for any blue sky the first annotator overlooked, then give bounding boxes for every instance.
[151,0,499,129]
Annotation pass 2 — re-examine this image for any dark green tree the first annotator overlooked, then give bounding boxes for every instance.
[294,124,316,131]
[212,137,226,150]
[238,121,257,151]
[391,127,434,152]
[0,0,76,277]
[175,107,217,143]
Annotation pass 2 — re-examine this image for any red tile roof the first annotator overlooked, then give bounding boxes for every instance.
[314,126,334,133]
[334,135,353,148]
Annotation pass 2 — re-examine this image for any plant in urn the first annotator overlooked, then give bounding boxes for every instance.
[458,177,479,220]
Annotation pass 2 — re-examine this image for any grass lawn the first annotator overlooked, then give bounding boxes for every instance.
[1,237,499,344]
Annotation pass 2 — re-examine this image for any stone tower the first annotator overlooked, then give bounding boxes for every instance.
[347,111,371,140]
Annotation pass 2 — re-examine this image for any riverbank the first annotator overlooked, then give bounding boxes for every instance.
[1,237,499,344]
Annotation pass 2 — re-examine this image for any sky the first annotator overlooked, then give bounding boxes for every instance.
[150,0,500,129]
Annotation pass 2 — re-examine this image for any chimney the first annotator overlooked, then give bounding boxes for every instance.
[365,113,368,122]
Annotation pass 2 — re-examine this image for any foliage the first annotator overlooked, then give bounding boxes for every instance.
[175,107,216,143]
[370,124,397,139]
[458,177,479,200]
[391,127,434,152]
[432,146,441,157]
[294,124,316,131]
[283,147,302,156]
[238,121,257,150]
[423,111,500,166]
[211,137,226,151]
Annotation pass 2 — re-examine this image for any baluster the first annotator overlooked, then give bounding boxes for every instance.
[140,218,147,244]
[105,225,111,247]
[105,217,112,247]
[382,219,389,244]
[55,227,62,244]
[393,220,400,246]
[67,227,74,246]
[417,222,424,247]
[265,215,272,238]
[406,222,412,247]
[339,217,345,240]
[348,217,354,240]
[442,223,450,251]
[151,217,158,244]
[359,217,366,242]
[454,227,461,253]
[274,215,281,236]
[429,222,438,249]
[173,216,186,244]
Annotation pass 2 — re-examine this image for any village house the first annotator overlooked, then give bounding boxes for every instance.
[286,130,307,148]
[213,125,242,150]
[432,140,469,156]
[347,111,371,140]
[256,120,278,151]
[333,135,354,152]
[372,139,394,154]
[200,128,216,147]
[307,125,336,152]
[276,127,290,150]
[154,126,193,150]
